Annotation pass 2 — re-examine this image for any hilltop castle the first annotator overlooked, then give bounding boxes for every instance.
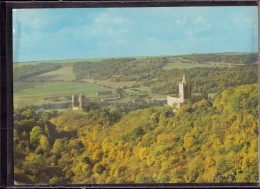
[167,75,192,108]
[72,93,86,110]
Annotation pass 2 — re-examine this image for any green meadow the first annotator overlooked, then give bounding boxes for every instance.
[14,81,112,108]
[84,78,136,89]
[28,66,75,81]
[13,54,257,109]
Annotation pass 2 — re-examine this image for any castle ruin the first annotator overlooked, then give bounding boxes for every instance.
[72,93,86,110]
[167,75,192,108]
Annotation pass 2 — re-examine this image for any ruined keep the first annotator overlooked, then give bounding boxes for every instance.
[72,93,86,110]
[167,75,192,108]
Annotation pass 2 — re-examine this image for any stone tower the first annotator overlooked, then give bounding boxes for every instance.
[72,93,86,110]
[72,95,78,107]
[167,75,192,108]
[179,75,192,103]
[79,93,85,110]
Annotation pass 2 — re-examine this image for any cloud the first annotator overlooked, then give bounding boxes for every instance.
[194,16,207,25]
[187,30,193,37]
[12,7,258,62]
[13,9,52,31]
[175,17,187,25]
[86,10,130,37]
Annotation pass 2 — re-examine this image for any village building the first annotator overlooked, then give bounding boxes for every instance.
[96,91,113,96]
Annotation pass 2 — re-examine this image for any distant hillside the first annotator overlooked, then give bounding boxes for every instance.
[72,56,258,94]
[13,63,61,81]
[182,53,258,64]
[14,84,258,184]
[13,52,258,65]
[13,52,258,109]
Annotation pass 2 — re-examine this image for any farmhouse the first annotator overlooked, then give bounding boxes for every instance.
[167,75,192,108]
[96,91,113,96]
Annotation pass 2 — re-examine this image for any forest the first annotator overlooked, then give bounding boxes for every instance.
[13,53,258,184]
[14,84,258,184]
[72,57,167,81]
[182,53,258,64]
[72,56,258,95]
[13,63,61,81]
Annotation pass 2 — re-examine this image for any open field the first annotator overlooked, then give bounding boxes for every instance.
[125,87,166,98]
[13,53,256,109]
[14,81,112,108]
[84,79,136,89]
[28,66,75,81]
[163,57,234,70]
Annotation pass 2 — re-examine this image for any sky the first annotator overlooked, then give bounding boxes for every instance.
[13,6,258,62]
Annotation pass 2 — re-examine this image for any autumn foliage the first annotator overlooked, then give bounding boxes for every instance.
[14,84,258,184]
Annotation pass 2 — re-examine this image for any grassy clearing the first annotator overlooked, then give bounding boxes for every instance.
[14,81,113,108]
[28,67,75,81]
[208,93,217,98]
[125,87,166,98]
[163,61,229,70]
[14,81,43,92]
[163,57,232,70]
[84,79,136,89]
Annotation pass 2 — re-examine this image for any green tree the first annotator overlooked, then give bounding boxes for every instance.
[52,139,64,155]
[40,135,50,152]
[29,126,43,144]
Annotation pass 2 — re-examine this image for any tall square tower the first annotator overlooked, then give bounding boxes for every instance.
[179,75,192,103]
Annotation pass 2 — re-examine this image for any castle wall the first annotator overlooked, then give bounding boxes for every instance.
[167,96,182,108]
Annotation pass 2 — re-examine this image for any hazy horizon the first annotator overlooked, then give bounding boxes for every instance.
[13,7,258,62]
[13,51,258,63]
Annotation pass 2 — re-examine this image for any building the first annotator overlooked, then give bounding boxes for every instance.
[167,75,192,108]
[72,93,86,110]
[96,91,113,96]
[151,98,167,105]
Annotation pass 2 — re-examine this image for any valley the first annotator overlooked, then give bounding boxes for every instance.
[13,52,259,184]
